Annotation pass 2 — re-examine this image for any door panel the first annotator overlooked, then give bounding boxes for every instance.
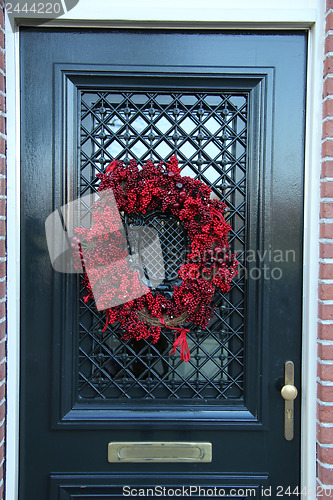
[76,85,246,404]
[20,29,306,499]
[55,68,266,427]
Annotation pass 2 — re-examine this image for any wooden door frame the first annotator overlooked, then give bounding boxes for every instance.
[5,1,324,498]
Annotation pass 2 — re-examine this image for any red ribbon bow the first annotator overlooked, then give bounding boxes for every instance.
[169,329,191,362]
[158,314,191,362]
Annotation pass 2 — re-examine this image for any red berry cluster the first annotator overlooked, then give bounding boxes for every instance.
[74,156,238,359]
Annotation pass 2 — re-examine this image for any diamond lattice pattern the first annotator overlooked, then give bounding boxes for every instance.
[78,90,247,400]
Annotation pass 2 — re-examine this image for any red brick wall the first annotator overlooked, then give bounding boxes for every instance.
[318,1,333,496]
[0,1,5,499]
[0,2,330,499]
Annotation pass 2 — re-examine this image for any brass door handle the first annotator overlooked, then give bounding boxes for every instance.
[281,384,298,401]
[281,361,298,441]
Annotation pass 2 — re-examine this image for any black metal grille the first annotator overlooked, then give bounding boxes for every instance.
[78,90,247,400]
[125,212,187,293]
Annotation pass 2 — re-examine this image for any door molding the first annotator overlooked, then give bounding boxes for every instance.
[50,472,269,497]
[5,2,324,499]
[52,63,272,431]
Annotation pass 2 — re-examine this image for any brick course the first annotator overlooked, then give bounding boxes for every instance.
[318,2,333,493]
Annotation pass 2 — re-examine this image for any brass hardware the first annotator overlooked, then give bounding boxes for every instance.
[108,442,212,463]
[281,384,298,401]
[281,361,298,441]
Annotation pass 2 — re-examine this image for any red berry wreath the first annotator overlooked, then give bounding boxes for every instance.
[73,156,238,362]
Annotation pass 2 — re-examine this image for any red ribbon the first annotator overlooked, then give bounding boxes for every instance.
[212,207,231,229]
[211,207,224,221]
[106,159,117,173]
[169,329,191,362]
[158,314,191,362]
[211,208,231,252]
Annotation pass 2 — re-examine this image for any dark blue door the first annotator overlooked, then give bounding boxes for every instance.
[20,29,306,499]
